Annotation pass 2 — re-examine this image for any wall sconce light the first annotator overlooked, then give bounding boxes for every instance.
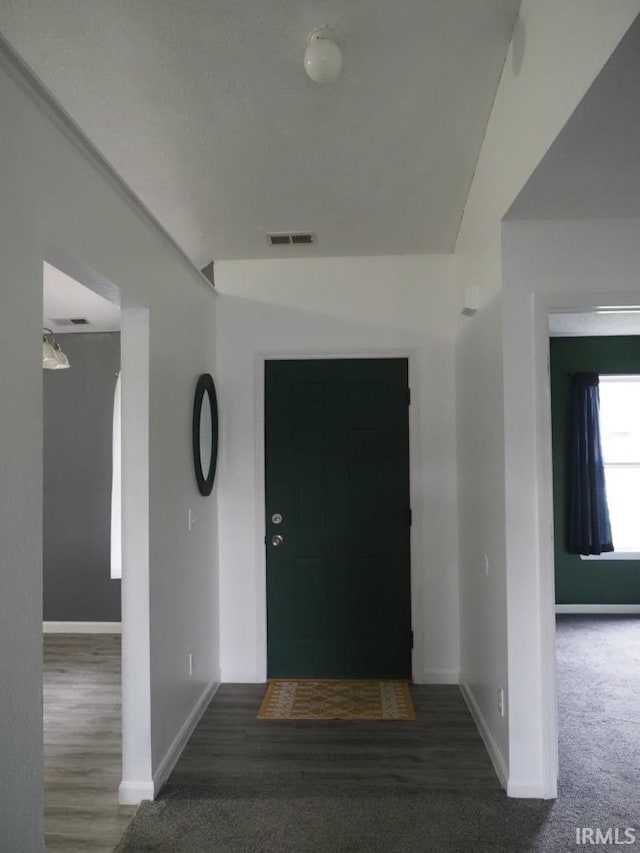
[42,328,70,369]
[304,28,343,83]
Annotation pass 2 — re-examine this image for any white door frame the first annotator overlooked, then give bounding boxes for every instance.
[118,297,153,804]
[532,290,640,798]
[42,253,153,804]
[252,349,425,684]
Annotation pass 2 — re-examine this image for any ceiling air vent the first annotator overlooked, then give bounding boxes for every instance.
[50,317,90,326]
[291,233,314,245]
[267,232,316,247]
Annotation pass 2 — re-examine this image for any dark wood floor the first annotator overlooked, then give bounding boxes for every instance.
[44,638,498,849]
[163,682,500,798]
[43,634,135,852]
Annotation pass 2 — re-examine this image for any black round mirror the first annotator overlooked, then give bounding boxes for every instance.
[192,373,218,496]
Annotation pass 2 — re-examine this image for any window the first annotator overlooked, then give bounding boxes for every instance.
[596,375,640,557]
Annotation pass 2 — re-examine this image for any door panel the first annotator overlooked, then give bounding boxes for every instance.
[265,358,411,678]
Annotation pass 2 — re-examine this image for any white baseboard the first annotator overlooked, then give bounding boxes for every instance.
[152,680,220,796]
[43,621,122,634]
[459,680,508,791]
[119,780,155,805]
[556,604,640,614]
[507,778,553,798]
[415,668,460,685]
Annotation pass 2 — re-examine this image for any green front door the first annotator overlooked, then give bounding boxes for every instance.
[265,358,411,678]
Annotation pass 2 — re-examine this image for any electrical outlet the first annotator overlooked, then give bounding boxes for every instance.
[483,554,490,576]
[189,652,195,677]
[497,685,505,717]
[188,508,196,531]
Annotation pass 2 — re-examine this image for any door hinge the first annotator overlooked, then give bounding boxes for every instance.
[408,507,412,526]
[407,387,411,405]
[410,630,414,650]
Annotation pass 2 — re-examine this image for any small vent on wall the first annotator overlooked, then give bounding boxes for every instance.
[267,232,315,247]
[50,317,90,326]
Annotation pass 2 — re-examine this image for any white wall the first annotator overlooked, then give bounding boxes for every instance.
[454,0,640,796]
[0,49,218,848]
[215,256,460,684]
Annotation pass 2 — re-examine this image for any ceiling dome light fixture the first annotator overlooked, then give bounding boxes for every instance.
[42,328,70,370]
[304,28,342,83]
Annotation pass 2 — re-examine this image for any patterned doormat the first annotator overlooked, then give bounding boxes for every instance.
[257,679,415,721]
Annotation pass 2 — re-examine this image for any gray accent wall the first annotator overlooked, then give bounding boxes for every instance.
[43,332,121,621]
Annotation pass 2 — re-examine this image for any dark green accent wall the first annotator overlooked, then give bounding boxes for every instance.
[551,336,640,604]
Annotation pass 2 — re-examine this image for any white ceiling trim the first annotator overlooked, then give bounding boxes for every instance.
[549,311,640,338]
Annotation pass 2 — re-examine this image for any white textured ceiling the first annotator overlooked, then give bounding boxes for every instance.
[43,263,121,333]
[507,13,640,221]
[0,1,520,266]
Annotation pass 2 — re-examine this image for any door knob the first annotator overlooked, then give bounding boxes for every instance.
[271,534,284,547]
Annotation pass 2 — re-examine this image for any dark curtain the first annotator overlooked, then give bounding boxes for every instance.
[567,372,614,555]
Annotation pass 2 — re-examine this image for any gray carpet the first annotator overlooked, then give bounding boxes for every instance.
[116,616,640,852]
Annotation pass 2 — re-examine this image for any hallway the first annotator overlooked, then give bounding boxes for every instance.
[115,617,640,850]
[162,683,500,798]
